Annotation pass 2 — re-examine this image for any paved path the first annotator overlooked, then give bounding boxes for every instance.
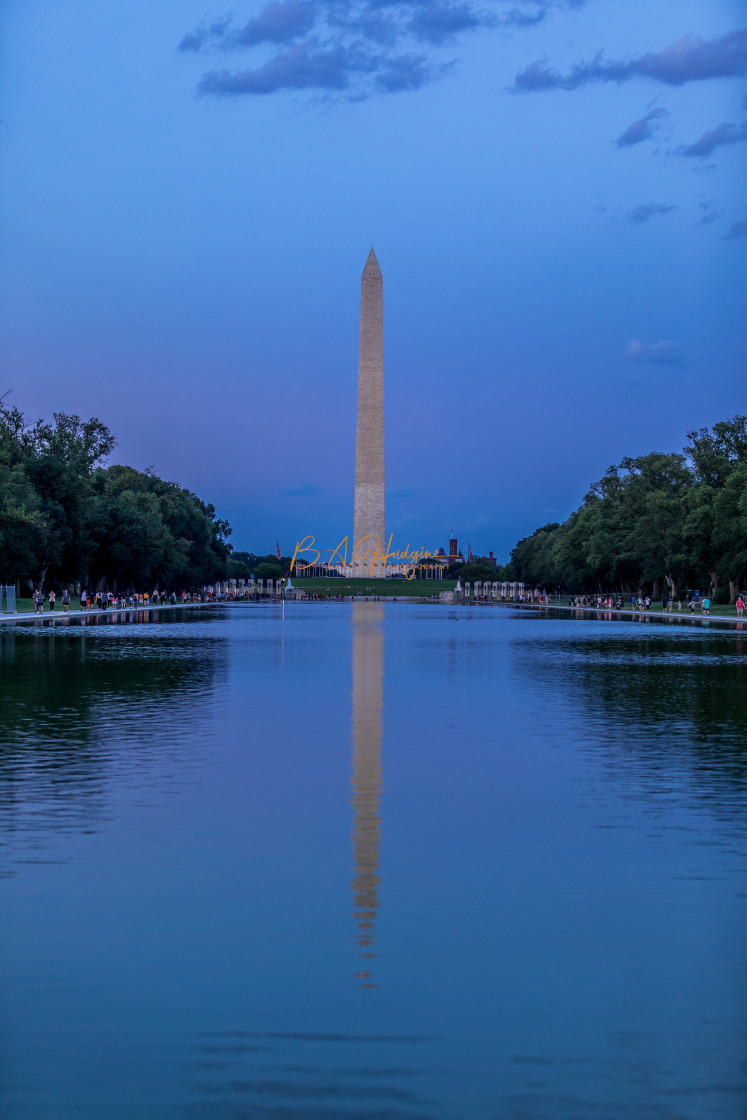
[0,601,219,626]
[482,599,745,628]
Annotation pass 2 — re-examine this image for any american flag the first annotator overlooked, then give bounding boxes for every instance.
[468,542,473,561]
[276,540,281,560]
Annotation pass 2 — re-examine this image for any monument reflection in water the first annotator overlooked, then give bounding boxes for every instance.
[350,602,384,987]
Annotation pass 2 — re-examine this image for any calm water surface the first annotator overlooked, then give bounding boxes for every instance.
[1,603,746,1119]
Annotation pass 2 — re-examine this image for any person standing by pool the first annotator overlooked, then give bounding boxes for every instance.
[80,589,86,611]
[702,596,711,615]
[62,589,70,613]
[48,590,55,612]
[737,595,745,618]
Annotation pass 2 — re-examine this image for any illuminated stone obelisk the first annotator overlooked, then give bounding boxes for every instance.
[352,248,385,574]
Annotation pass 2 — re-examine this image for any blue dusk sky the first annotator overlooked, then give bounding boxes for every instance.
[1,0,745,561]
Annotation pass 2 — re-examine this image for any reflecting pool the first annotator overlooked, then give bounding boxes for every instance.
[1,603,746,1119]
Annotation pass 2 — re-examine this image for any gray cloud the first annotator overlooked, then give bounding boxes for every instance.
[615,106,667,147]
[376,52,450,90]
[679,119,747,157]
[497,6,548,29]
[199,43,370,94]
[179,17,233,52]
[233,0,317,45]
[408,3,484,47]
[514,30,747,92]
[327,8,400,46]
[697,200,721,225]
[724,219,747,240]
[198,42,448,96]
[625,202,676,224]
[625,339,685,365]
[181,2,316,50]
[181,0,579,100]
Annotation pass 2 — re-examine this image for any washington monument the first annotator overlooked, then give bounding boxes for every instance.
[353,248,385,574]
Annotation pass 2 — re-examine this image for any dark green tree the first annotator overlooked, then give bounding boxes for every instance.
[509,524,562,588]
[89,465,230,590]
[0,464,48,582]
[255,561,283,580]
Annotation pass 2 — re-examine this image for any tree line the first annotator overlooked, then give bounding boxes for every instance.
[5,402,744,601]
[0,402,243,593]
[506,416,747,603]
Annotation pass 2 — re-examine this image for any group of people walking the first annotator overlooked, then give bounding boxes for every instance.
[32,589,194,614]
[33,589,71,613]
[566,594,728,616]
[633,595,712,615]
[570,595,625,610]
[78,590,180,611]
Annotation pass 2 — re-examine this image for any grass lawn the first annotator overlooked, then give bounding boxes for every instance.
[10,597,93,614]
[293,577,455,597]
[625,603,742,619]
[11,598,38,614]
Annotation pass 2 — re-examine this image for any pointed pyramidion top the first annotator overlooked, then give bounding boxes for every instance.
[363,246,381,275]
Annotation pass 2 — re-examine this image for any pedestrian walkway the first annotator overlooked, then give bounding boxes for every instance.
[492,599,746,628]
[0,601,219,626]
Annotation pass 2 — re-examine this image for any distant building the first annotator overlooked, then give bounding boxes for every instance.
[445,533,498,567]
[448,530,464,564]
